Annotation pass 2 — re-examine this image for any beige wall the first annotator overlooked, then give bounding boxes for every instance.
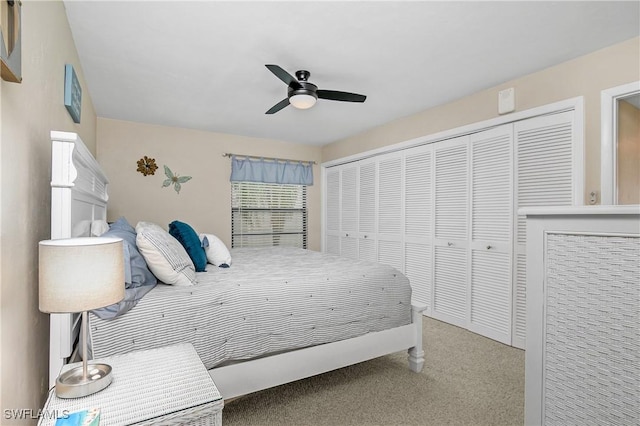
[617,100,640,204]
[322,37,640,205]
[0,1,96,422]
[96,118,323,251]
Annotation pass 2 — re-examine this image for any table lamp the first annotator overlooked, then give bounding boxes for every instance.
[39,237,125,398]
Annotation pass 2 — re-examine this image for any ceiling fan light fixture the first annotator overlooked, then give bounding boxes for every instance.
[289,93,317,110]
[265,65,365,114]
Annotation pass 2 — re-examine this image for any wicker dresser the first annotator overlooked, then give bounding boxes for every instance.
[39,343,223,425]
[521,206,639,426]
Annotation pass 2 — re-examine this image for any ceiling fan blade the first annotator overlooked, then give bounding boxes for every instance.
[265,98,290,114]
[317,90,366,103]
[265,64,301,89]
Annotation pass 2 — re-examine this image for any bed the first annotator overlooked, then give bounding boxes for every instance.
[48,131,426,400]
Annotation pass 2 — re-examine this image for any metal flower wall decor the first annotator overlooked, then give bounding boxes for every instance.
[162,165,192,194]
[136,156,158,176]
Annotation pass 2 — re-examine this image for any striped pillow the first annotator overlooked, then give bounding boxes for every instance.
[135,221,196,286]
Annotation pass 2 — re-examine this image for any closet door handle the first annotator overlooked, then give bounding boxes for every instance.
[447,242,453,247]
[363,235,368,239]
[486,245,492,250]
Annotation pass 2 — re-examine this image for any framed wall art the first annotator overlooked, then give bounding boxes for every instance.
[64,64,82,123]
[1,0,21,83]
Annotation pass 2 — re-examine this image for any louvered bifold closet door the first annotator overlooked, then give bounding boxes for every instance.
[358,160,377,262]
[340,165,359,259]
[325,167,341,255]
[513,110,575,349]
[469,125,513,345]
[377,153,404,272]
[404,145,433,312]
[433,136,469,327]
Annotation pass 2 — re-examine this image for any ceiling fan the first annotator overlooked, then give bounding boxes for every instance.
[265,64,367,114]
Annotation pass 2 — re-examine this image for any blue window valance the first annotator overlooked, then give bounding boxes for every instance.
[230,156,314,186]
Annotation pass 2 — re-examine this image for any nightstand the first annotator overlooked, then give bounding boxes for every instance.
[39,343,223,425]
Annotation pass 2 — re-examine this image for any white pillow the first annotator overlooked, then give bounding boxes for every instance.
[136,221,196,286]
[136,221,164,232]
[90,220,110,236]
[200,233,232,267]
[72,219,91,237]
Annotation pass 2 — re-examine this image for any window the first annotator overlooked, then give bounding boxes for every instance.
[231,182,307,249]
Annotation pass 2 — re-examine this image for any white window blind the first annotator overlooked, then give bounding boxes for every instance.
[231,182,307,249]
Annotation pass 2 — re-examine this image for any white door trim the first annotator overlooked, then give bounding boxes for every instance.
[600,80,640,205]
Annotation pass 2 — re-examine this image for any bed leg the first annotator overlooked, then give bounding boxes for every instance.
[408,304,426,373]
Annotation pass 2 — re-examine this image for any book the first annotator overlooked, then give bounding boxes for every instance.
[55,408,100,426]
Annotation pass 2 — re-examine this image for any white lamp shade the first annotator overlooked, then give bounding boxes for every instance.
[39,237,125,313]
[289,93,317,109]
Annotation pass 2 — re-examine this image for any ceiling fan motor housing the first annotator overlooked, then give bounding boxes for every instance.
[295,70,311,81]
[288,81,318,100]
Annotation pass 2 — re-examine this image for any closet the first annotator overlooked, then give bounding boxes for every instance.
[323,108,581,348]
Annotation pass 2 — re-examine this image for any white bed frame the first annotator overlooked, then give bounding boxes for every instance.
[48,131,426,399]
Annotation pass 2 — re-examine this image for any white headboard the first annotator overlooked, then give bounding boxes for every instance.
[48,131,109,388]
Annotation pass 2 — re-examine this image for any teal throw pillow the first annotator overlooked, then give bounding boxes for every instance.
[168,220,207,272]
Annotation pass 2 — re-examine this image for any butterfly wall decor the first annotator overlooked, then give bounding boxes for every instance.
[162,165,192,194]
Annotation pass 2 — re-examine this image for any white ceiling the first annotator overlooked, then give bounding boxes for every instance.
[63,1,640,146]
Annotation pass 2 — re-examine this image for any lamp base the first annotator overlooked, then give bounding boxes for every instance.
[55,363,113,399]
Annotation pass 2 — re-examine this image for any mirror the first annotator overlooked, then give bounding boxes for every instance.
[601,81,640,205]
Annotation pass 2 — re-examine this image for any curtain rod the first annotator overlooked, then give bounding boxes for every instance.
[222,153,317,165]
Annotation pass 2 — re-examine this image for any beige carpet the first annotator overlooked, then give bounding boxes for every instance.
[223,317,525,426]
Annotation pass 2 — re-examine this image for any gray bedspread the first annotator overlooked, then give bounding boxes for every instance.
[89,247,411,369]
